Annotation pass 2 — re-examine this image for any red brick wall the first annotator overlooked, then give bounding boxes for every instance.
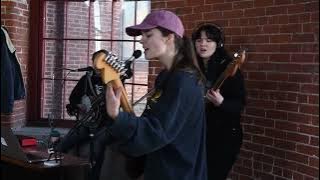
[1,0,30,128]
[150,0,319,179]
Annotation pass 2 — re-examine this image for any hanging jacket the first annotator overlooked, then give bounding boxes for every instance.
[1,26,26,113]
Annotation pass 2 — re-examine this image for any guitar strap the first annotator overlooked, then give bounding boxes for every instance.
[85,71,98,97]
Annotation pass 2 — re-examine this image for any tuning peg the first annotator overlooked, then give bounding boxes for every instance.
[111,61,117,67]
[120,68,127,74]
[116,67,123,72]
[115,64,121,70]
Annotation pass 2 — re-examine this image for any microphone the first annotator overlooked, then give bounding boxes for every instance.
[124,50,142,68]
[69,66,94,72]
[121,50,142,80]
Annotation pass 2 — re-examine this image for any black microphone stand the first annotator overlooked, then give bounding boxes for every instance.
[88,126,96,169]
[45,69,72,165]
[79,71,99,169]
[71,70,106,169]
[45,114,63,166]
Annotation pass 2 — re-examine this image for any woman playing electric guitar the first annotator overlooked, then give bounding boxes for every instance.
[95,10,207,180]
[192,23,247,180]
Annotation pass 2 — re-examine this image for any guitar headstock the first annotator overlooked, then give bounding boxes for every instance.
[225,49,246,77]
[93,51,127,84]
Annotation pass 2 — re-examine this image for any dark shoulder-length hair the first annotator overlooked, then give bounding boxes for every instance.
[157,27,204,83]
[191,24,233,73]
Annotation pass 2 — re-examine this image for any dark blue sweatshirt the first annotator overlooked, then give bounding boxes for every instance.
[108,70,207,180]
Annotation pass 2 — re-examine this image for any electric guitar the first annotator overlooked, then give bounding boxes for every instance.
[94,51,134,113]
[211,49,246,91]
[93,51,143,178]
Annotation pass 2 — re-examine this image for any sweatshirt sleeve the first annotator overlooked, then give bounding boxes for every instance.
[107,71,200,157]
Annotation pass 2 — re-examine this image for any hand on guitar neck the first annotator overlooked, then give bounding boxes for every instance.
[105,84,122,119]
[205,49,246,106]
[206,89,224,107]
[93,51,135,120]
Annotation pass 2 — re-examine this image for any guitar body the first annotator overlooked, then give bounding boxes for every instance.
[94,51,144,179]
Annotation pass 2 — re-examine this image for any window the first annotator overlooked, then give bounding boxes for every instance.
[30,0,150,125]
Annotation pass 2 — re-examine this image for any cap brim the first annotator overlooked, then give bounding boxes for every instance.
[126,23,157,37]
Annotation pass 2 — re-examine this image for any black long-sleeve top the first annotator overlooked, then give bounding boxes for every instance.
[202,55,246,135]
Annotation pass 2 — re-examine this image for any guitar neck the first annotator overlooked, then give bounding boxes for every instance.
[211,49,245,91]
[111,79,134,114]
[211,71,228,91]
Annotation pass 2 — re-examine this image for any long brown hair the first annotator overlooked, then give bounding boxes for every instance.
[157,27,204,83]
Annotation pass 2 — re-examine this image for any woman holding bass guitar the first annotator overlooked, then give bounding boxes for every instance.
[192,23,247,180]
[98,10,207,180]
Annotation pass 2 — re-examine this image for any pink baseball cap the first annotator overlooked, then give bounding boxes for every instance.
[126,10,184,38]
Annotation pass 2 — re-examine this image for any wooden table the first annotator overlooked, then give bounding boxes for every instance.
[1,147,90,180]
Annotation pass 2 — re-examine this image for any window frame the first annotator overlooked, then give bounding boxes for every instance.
[27,0,149,127]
